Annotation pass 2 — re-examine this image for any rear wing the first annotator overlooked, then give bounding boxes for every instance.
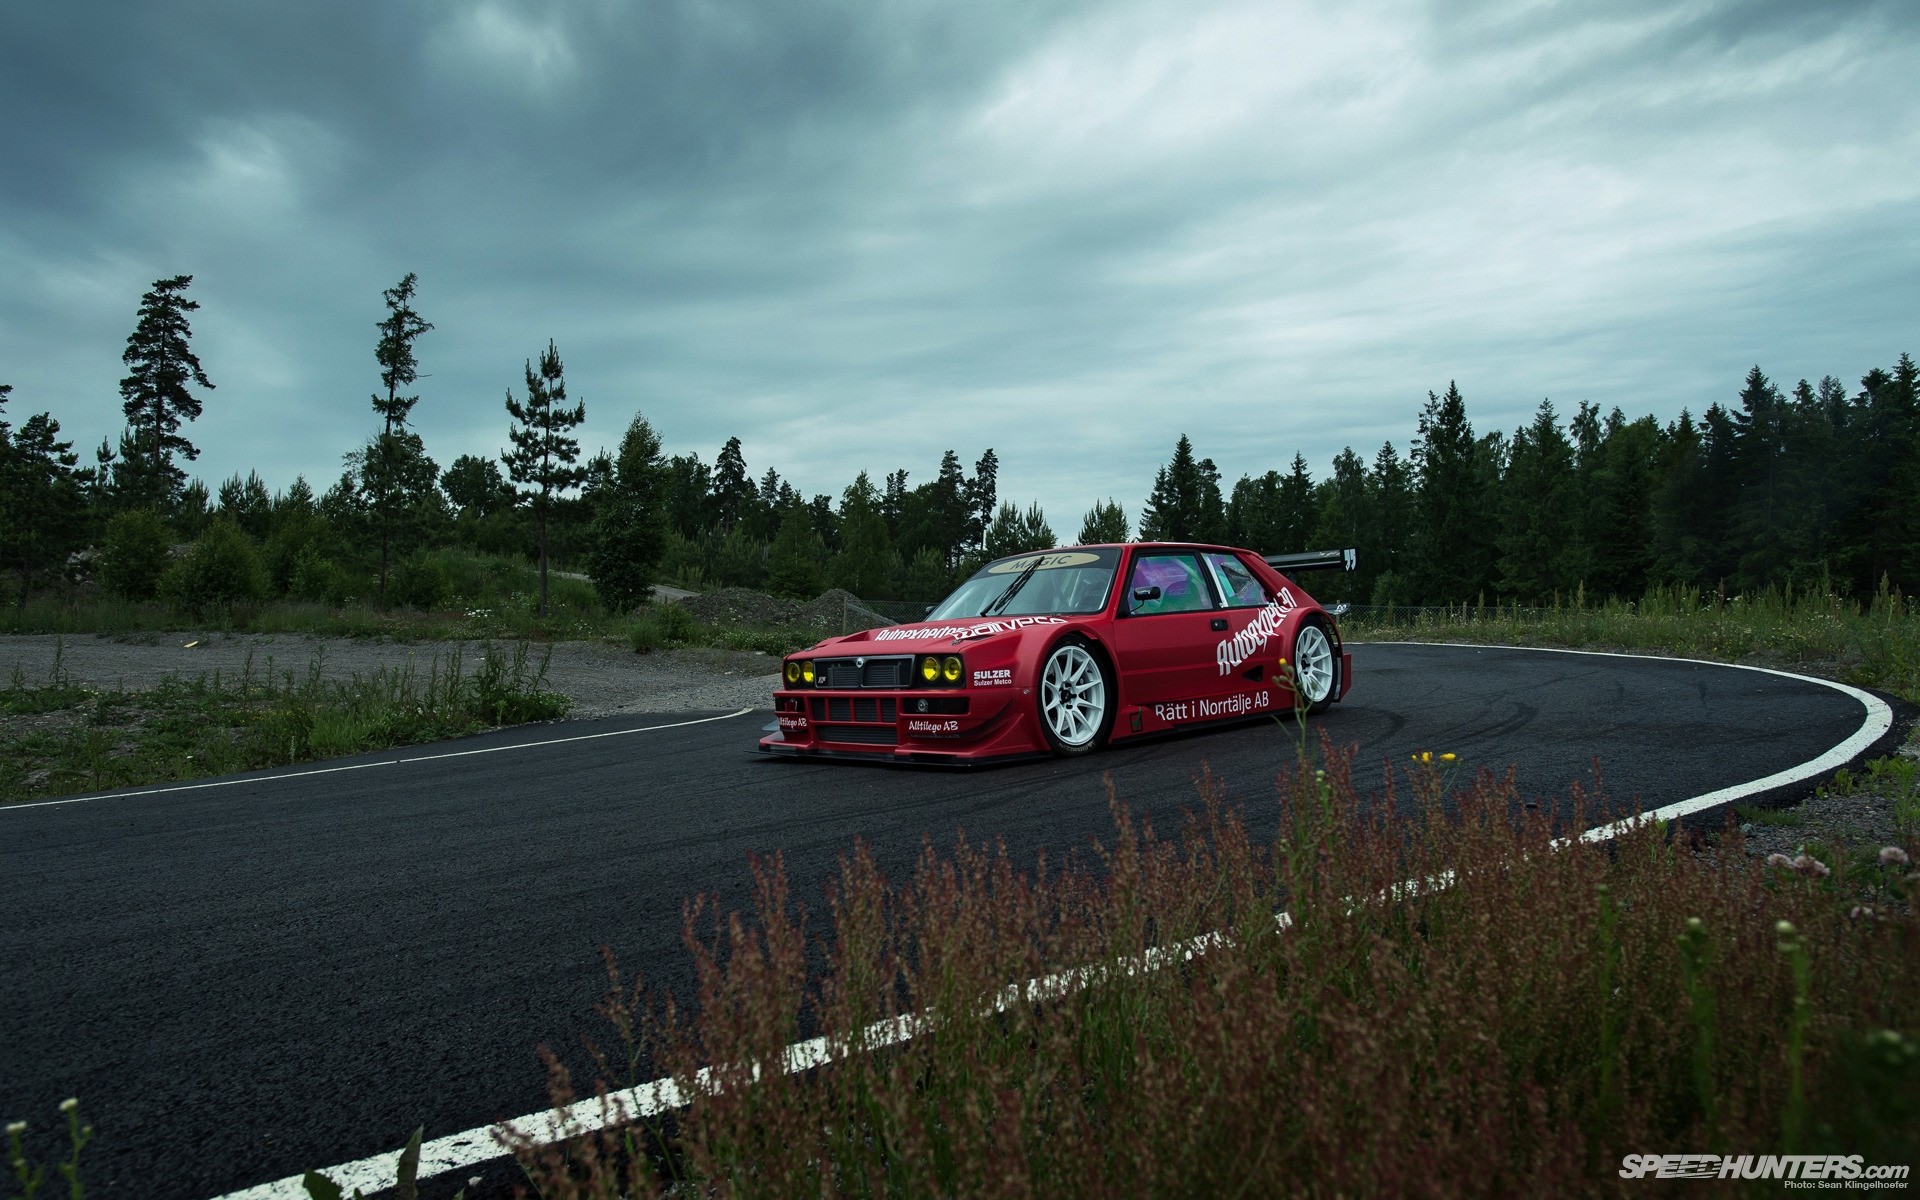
[1263,548,1357,574]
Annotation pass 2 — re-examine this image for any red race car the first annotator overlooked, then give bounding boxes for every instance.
[760,542,1354,764]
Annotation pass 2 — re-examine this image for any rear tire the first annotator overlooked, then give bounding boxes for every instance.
[1290,621,1338,716]
[1038,638,1112,756]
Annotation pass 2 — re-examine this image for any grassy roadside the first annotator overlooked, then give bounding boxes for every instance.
[0,642,567,804]
[491,739,1920,1196]
[1340,586,1920,703]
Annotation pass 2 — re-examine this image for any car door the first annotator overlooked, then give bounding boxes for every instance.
[1104,549,1227,723]
[1201,549,1292,714]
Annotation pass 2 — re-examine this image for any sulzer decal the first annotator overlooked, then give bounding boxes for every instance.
[1215,589,1297,675]
[971,668,1014,687]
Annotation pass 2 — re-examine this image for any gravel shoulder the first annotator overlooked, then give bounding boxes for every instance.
[0,632,782,718]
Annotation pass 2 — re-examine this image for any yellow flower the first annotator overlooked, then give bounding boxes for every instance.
[1420,751,1432,764]
[1440,753,1456,763]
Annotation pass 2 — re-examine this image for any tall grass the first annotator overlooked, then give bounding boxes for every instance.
[1346,584,1920,702]
[0,549,614,642]
[0,642,567,803]
[512,737,1920,1197]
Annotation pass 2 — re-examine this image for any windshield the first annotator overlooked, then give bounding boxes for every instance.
[925,548,1121,620]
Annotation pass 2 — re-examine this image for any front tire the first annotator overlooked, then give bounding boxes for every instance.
[1290,621,1338,715]
[1038,638,1112,756]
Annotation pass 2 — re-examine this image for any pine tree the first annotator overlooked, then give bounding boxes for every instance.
[1225,472,1283,552]
[0,389,86,607]
[1277,453,1315,552]
[712,437,755,533]
[881,469,909,541]
[966,449,999,554]
[1497,400,1576,601]
[1139,435,1224,542]
[767,505,826,598]
[586,413,668,612]
[502,340,588,615]
[367,273,434,599]
[1408,383,1495,603]
[118,275,214,512]
[1309,448,1373,605]
[216,470,274,542]
[832,472,894,598]
[662,453,716,539]
[1078,498,1129,544]
[1368,442,1415,603]
[984,501,1055,557]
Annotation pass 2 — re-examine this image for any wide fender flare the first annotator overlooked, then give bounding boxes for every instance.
[1023,627,1116,691]
[1270,606,1341,690]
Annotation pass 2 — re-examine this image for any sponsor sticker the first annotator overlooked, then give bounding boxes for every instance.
[777,715,808,732]
[985,551,1102,574]
[873,615,1066,643]
[907,717,961,737]
[972,668,1013,688]
[1151,690,1272,724]
[1215,589,1298,675]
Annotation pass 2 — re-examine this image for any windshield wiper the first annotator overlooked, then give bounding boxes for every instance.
[980,558,1041,618]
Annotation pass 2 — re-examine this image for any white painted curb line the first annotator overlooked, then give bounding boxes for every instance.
[206,647,1898,1199]
[2,708,757,810]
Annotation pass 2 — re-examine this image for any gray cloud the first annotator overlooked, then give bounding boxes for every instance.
[2,0,1915,536]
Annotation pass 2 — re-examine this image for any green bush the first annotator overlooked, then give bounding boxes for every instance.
[289,546,343,604]
[98,508,173,600]
[629,601,701,652]
[387,553,452,610]
[160,519,268,612]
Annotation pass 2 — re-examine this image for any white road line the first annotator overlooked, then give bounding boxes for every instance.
[206,648,1898,1200]
[3,708,756,811]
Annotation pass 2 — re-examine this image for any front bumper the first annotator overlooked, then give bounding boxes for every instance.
[757,687,1046,763]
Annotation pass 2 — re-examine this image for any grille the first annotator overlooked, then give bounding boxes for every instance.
[817,698,896,722]
[817,724,899,746]
[816,656,912,689]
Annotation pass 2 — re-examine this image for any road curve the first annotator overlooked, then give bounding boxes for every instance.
[0,643,1899,1199]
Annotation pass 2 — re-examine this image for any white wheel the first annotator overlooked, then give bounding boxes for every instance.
[1291,623,1336,714]
[1039,641,1110,754]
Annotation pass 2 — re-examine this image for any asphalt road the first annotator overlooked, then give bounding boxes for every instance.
[0,643,1896,1198]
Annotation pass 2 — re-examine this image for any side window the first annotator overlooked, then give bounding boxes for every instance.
[1204,552,1268,608]
[1125,553,1213,615]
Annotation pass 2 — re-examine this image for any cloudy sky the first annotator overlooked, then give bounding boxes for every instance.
[3,0,1916,530]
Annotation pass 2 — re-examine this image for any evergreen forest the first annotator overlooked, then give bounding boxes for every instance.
[3,274,1916,617]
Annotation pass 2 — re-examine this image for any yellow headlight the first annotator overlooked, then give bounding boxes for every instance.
[801,660,815,683]
[921,656,940,681]
[785,661,800,684]
[942,656,962,682]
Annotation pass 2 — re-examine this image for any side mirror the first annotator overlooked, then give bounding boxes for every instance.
[1131,585,1161,603]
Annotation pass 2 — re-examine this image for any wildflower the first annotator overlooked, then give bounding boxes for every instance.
[58,1098,76,1114]
[5,1121,23,1135]
[1685,916,1704,932]
[1440,752,1456,762]
[1776,919,1797,936]
[1881,846,1911,866]
[1851,905,1876,920]
[1420,750,1432,764]
[1792,854,1831,878]
[1767,853,1792,869]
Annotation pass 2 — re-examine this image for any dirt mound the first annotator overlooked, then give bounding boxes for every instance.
[674,586,897,632]
[678,588,802,627]
[796,588,896,632]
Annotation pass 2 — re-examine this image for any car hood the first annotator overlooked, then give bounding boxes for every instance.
[815,614,1076,652]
